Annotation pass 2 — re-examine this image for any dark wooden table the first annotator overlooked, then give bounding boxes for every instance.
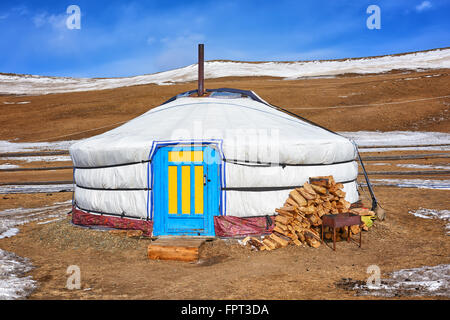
[321,213,363,251]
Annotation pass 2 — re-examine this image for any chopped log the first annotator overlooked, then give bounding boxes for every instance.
[295,210,308,221]
[350,225,361,235]
[247,237,265,250]
[350,208,374,216]
[263,238,277,250]
[314,198,324,205]
[303,182,317,196]
[308,213,322,226]
[273,225,290,237]
[277,205,297,212]
[310,175,335,188]
[296,231,306,242]
[309,177,329,188]
[297,187,316,200]
[304,229,321,242]
[287,224,295,233]
[275,214,292,225]
[285,197,299,207]
[338,198,351,211]
[299,205,316,215]
[287,232,298,242]
[270,233,290,247]
[275,208,295,217]
[331,189,346,198]
[275,222,288,231]
[310,183,328,195]
[335,183,344,190]
[293,239,302,246]
[300,219,311,229]
[305,234,321,248]
[289,189,307,206]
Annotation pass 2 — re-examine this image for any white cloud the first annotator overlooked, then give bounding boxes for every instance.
[12,5,29,16]
[415,1,432,12]
[0,5,29,20]
[32,12,66,30]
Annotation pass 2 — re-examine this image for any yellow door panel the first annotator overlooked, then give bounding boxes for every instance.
[169,150,203,162]
[195,166,204,214]
[168,166,177,214]
[181,166,191,214]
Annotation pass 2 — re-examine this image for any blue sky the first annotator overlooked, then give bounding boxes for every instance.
[0,0,449,77]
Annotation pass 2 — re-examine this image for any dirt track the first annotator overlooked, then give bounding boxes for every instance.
[0,68,449,300]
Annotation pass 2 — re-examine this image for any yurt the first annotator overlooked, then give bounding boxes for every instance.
[69,46,359,238]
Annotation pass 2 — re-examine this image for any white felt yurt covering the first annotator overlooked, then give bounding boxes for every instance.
[69,89,358,221]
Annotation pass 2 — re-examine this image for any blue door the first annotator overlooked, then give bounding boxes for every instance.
[153,145,220,236]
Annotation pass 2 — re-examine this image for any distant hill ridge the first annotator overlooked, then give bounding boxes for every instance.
[1,47,449,95]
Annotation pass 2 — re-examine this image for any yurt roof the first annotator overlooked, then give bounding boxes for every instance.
[69,88,356,168]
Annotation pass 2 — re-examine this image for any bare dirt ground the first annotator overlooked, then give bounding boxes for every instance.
[0,68,449,300]
[0,187,448,300]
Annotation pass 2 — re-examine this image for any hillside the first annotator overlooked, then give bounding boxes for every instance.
[0,47,449,96]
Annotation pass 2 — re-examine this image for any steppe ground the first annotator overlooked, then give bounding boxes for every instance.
[0,68,449,299]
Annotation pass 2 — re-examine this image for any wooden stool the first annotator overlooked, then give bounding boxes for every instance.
[321,213,362,251]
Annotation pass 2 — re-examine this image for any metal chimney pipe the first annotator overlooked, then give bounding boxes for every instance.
[198,43,204,96]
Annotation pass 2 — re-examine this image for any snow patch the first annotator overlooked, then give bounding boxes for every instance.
[339,131,450,147]
[359,146,450,152]
[0,249,36,300]
[0,163,20,169]
[0,184,74,194]
[0,201,72,299]
[2,155,72,163]
[1,48,449,95]
[0,140,76,153]
[409,208,450,234]
[353,264,450,297]
[397,164,450,170]
[0,228,19,239]
[361,179,450,190]
[37,217,65,225]
[2,101,30,105]
[0,201,72,237]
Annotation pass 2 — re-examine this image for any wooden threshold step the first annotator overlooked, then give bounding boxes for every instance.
[147,237,208,262]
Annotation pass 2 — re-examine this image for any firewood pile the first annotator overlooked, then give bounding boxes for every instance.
[243,176,375,251]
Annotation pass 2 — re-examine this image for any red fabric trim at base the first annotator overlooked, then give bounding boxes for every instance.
[214,215,275,238]
[72,206,153,236]
[72,206,274,238]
